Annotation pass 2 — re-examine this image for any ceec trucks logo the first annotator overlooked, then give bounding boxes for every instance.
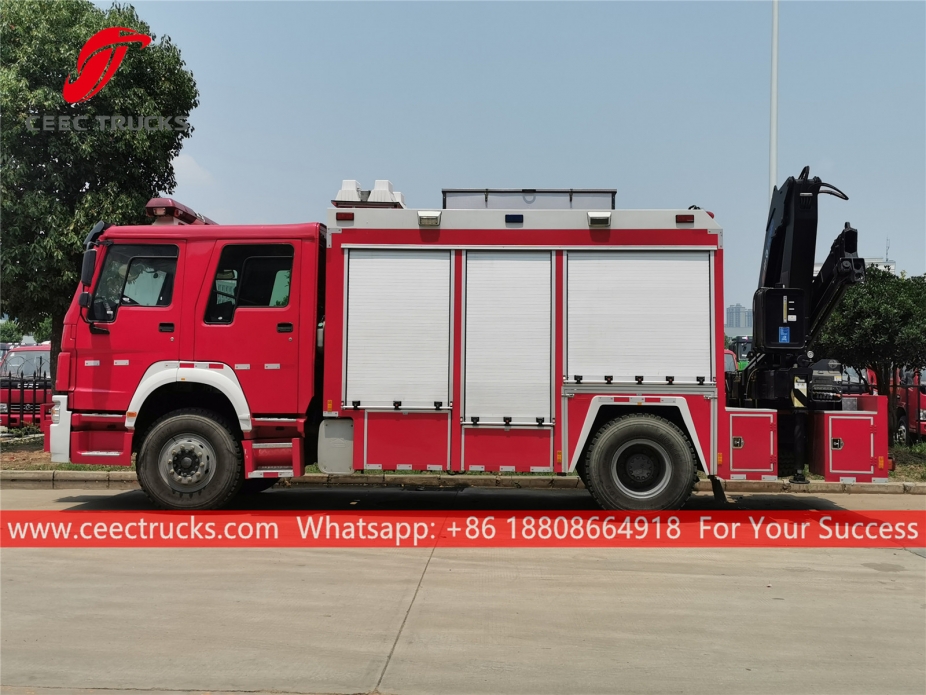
[62,27,151,104]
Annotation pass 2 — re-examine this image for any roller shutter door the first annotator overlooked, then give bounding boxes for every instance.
[346,250,451,408]
[567,251,712,383]
[464,251,552,424]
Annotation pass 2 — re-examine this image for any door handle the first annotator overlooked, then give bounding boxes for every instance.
[159,323,174,333]
[277,323,293,333]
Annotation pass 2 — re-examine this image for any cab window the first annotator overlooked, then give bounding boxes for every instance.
[204,244,293,324]
[89,245,178,322]
[724,352,737,373]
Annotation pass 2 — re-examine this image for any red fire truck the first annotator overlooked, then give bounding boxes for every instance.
[894,367,925,445]
[49,169,889,510]
[1,344,52,428]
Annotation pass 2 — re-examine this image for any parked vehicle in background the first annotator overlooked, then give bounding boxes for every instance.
[840,366,873,396]
[1,344,52,428]
[894,367,925,445]
[729,336,752,370]
[809,359,843,405]
[724,349,738,374]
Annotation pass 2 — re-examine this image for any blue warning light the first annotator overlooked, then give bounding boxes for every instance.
[779,326,791,343]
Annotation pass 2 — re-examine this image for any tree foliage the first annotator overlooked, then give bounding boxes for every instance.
[0,0,198,378]
[0,319,23,343]
[814,267,926,442]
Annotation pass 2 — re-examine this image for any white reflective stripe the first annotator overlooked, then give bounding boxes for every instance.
[264,364,280,370]
[84,360,100,367]
[247,469,294,479]
[80,451,122,456]
[235,364,250,370]
[113,360,129,366]
[82,413,123,418]
[126,361,251,432]
[252,442,293,449]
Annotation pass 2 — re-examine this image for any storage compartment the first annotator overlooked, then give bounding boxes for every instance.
[727,409,777,480]
[345,249,451,408]
[567,251,713,384]
[364,410,449,471]
[464,251,552,425]
[462,426,553,473]
[811,398,888,483]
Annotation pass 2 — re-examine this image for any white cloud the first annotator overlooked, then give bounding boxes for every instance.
[173,153,214,187]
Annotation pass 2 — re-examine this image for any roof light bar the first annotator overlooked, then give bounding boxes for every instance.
[145,198,216,225]
[587,212,611,228]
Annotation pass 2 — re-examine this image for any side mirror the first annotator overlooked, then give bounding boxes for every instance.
[78,292,91,308]
[80,248,97,286]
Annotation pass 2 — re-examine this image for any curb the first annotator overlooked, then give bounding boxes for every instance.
[1,470,925,494]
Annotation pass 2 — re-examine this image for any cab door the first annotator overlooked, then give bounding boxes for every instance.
[74,242,183,411]
[194,242,300,416]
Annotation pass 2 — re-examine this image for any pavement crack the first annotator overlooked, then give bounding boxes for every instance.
[371,543,437,694]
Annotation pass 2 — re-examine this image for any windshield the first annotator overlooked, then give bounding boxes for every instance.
[0,349,51,378]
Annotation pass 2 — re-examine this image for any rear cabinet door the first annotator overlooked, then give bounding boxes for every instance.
[194,242,300,416]
[567,251,713,384]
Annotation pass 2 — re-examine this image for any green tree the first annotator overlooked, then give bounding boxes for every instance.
[814,267,926,446]
[1,0,198,380]
[0,319,23,343]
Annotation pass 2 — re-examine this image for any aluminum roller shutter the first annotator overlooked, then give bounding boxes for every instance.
[464,251,552,424]
[346,250,451,408]
[567,251,712,383]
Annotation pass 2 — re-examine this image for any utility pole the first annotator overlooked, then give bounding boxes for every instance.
[769,0,779,199]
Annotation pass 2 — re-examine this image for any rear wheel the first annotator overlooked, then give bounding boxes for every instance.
[137,408,243,510]
[895,420,909,446]
[584,414,696,511]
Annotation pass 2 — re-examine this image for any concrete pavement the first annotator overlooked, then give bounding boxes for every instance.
[2,488,925,695]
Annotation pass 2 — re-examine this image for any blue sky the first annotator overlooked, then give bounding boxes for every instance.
[116,1,924,307]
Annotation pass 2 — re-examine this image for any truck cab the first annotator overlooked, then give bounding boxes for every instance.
[51,199,323,506]
[895,367,925,444]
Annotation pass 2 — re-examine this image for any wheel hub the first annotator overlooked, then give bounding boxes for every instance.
[158,435,217,493]
[610,439,673,500]
[626,453,656,483]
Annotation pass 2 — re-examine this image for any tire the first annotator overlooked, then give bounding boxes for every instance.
[895,421,909,447]
[576,461,589,489]
[137,408,243,510]
[240,479,278,495]
[584,413,696,511]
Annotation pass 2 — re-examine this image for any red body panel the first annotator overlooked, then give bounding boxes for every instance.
[726,410,778,480]
[462,427,553,472]
[364,411,450,470]
[810,396,889,483]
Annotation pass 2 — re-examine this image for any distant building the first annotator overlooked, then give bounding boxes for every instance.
[725,303,753,329]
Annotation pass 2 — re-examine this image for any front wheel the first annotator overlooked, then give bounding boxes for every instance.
[895,421,909,447]
[584,414,696,511]
[137,408,243,510]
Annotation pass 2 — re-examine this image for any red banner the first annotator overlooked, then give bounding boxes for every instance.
[2,510,923,549]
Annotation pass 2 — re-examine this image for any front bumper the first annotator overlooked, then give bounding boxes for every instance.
[49,394,72,463]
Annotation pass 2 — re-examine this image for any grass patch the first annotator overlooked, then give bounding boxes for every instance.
[890,444,926,482]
